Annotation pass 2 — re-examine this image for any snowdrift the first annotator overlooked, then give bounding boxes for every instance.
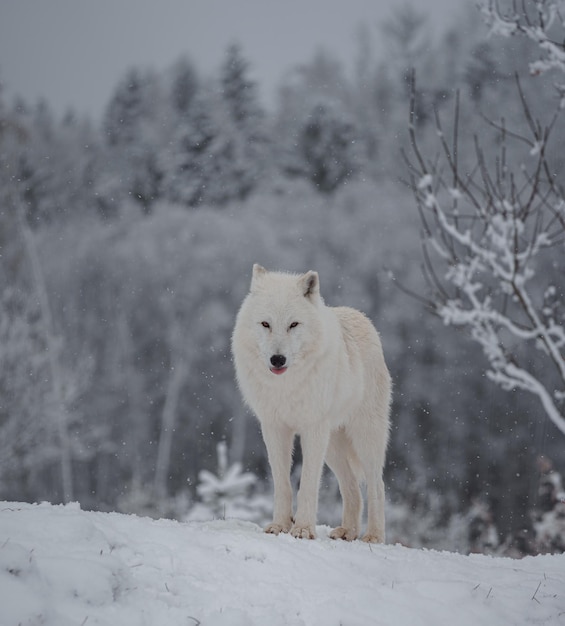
[0,501,563,625]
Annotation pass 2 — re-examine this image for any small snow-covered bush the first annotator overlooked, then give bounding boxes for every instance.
[186,442,271,525]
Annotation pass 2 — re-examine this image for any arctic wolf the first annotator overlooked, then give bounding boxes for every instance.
[232,264,391,542]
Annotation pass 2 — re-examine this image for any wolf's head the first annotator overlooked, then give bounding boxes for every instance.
[234,264,326,377]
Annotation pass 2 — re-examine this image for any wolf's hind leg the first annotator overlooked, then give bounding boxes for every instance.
[326,428,362,541]
[357,438,386,543]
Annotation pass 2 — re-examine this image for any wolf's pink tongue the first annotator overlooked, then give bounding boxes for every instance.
[271,367,287,375]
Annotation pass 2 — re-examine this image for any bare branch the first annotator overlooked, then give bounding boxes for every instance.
[404,16,565,433]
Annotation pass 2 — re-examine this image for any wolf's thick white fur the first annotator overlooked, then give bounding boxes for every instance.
[232,265,391,542]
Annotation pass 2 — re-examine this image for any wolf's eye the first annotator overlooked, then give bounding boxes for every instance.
[261,321,270,329]
[288,321,299,330]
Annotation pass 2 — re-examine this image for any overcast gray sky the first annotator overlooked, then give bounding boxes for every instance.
[0,0,465,119]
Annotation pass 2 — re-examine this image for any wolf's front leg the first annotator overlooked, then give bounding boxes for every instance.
[291,427,330,539]
[261,421,294,534]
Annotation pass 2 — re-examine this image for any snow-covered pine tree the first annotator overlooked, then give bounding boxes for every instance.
[162,45,268,210]
[170,57,199,116]
[221,43,260,126]
[381,4,430,101]
[218,43,268,201]
[104,68,150,147]
[103,68,163,212]
[160,89,221,207]
[10,101,57,226]
[295,100,360,194]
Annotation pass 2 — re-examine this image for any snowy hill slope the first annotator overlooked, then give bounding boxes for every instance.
[0,502,563,626]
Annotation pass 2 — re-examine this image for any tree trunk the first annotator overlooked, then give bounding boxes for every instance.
[16,199,74,501]
[153,354,187,502]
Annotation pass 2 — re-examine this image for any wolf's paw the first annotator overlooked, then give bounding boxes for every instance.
[330,526,358,541]
[264,521,291,535]
[290,523,316,540]
[361,532,384,544]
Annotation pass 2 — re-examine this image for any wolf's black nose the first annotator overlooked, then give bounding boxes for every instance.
[270,354,286,368]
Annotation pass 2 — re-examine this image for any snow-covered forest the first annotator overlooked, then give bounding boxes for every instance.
[1,1,564,556]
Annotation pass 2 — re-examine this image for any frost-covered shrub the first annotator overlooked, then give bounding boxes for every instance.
[186,442,271,525]
[533,458,565,554]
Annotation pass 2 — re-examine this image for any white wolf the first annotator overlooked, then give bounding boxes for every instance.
[232,264,391,542]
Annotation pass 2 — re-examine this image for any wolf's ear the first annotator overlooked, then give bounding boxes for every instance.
[299,270,320,300]
[252,264,267,278]
[251,264,267,290]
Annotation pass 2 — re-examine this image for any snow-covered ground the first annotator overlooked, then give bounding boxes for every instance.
[1,502,563,626]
